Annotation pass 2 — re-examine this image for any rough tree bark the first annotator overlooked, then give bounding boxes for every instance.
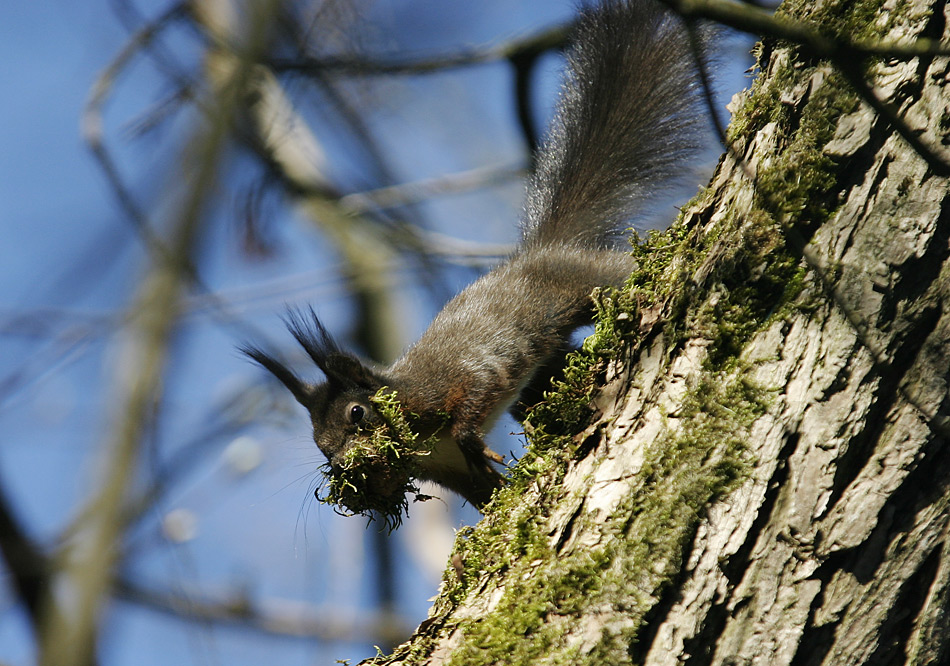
[368,0,950,664]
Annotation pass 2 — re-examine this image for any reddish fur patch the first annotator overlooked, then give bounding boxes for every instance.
[444,383,468,415]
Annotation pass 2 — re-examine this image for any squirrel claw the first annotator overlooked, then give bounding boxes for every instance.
[485,448,505,464]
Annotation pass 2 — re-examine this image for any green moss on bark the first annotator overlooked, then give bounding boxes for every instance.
[779,0,891,42]
[434,371,765,666]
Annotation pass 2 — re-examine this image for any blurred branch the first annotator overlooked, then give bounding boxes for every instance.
[109,0,197,92]
[114,577,410,645]
[38,4,284,665]
[0,480,50,636]
[275,10,465,300]
[660,0,950,175]
[87,0,525,356]
[83,3,189,252]
[196,12,409,360]
[270,14,570,160]
[269,21,570,76]
[235,70,516,271]
[82,1,276,347]
[339,162,524,216]
[0,322,101,409]
[662,0,950,56]
[0,4,197,420]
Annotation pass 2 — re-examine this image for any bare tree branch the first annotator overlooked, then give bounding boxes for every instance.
[114,577,411,645]
[662,0,950,174]
[268,22,571,76]
[38,4,285,665]
[0,480,50,636]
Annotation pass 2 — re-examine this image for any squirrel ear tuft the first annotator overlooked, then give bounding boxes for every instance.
[240,344,313,407]
[283,307,340,374]
[282,307,382,390]
[324,354,382,390]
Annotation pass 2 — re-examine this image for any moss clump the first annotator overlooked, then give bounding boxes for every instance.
[755,71,858,228]
[726,47,798,145]
[694,222,809,368]
[319,388,438,531]
[779,0,891,43]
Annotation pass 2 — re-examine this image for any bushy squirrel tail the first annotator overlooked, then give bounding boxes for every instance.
[522,0,710,250]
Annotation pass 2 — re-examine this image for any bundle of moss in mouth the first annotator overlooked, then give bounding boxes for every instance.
[317,388,439,530]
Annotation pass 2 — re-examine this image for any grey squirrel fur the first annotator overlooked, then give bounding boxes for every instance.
[244,0,709,510]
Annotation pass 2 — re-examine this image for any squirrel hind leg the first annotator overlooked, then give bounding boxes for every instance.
[453,425,505,465]
[509,342,575,423]
[452,427,506,507]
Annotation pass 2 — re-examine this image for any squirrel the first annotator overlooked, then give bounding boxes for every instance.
[243,0,709,511]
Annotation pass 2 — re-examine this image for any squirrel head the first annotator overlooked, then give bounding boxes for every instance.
[242,308,388,468]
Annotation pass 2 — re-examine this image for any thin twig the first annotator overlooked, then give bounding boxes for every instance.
[114,577,411,644]
[82,3,276,345]
[269,22,571,77]
[338,162,525,215]
[662,0,950,175]
[663,0,950,58]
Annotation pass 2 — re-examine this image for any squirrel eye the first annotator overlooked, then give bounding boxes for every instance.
[347,403,365,424]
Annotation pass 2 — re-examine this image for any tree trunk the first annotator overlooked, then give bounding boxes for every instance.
[369,0,950,663]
